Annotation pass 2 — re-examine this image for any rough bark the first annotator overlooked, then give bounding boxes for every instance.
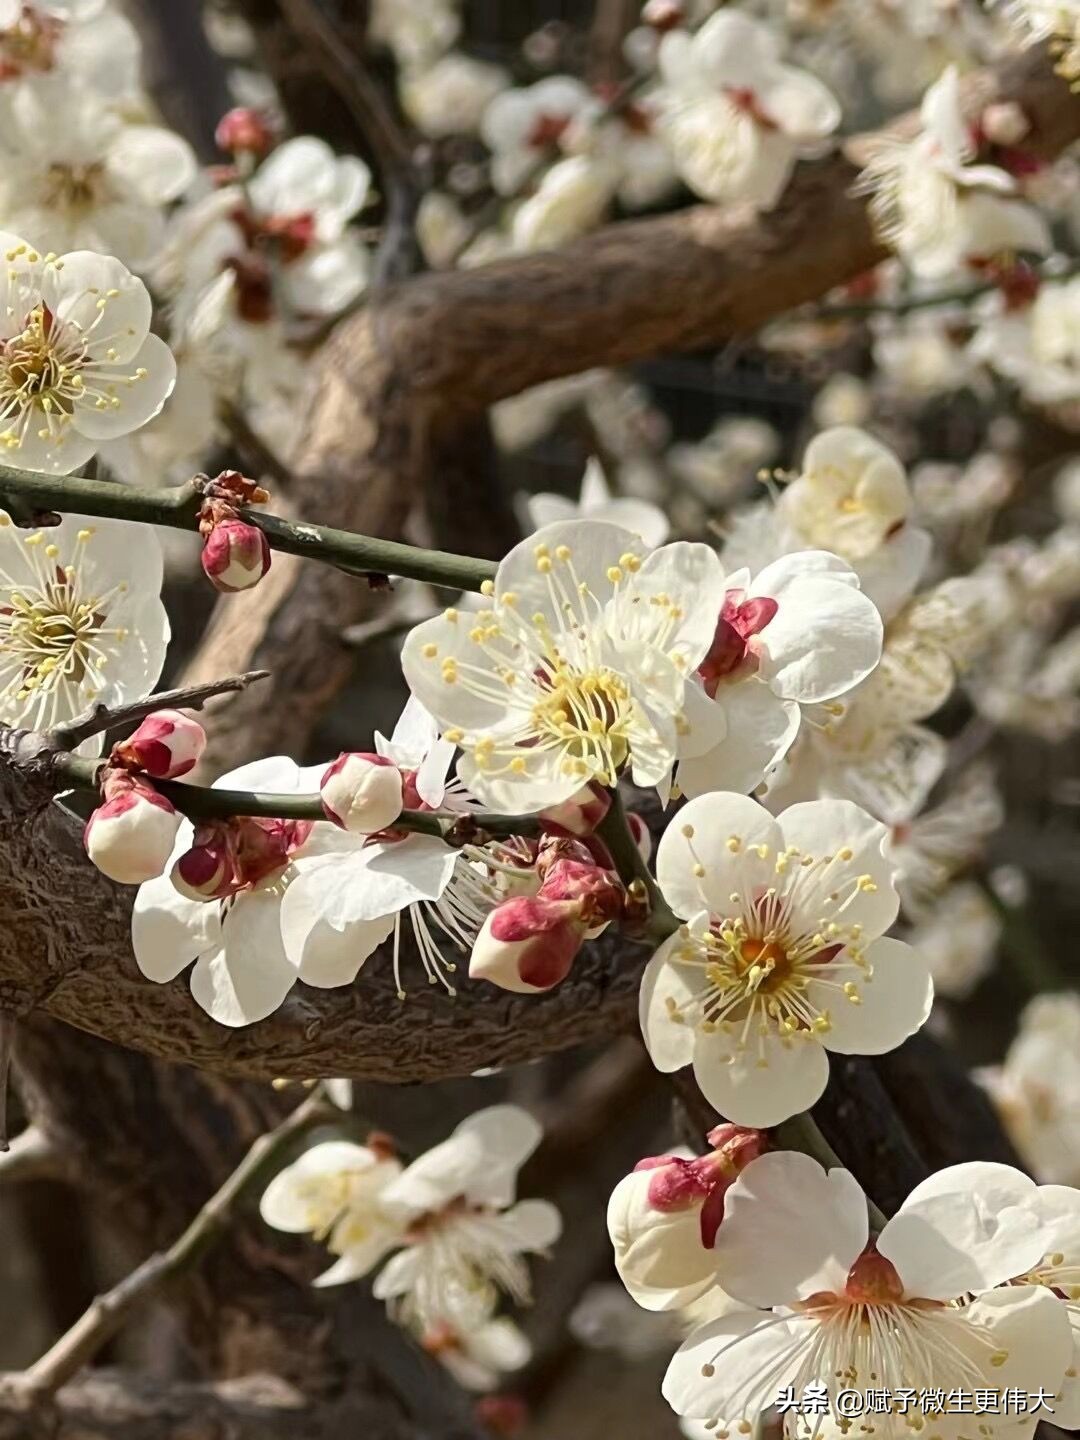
[0,1371,411,1440]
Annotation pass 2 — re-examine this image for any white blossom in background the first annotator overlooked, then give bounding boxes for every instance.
[639,791,933,1126]
[979,993,1080,1186]
[512,154,616,251]
[0,238,176,473]
[132,758,387,1028]
[892,761,1004,918]
[667,416,780,507]
[970,278,1080,406]
[422,1316,531,1392]
[675,550,883,800]
[403,519,730,811]
[857,66,1051,279]
[0,0,141,95]
[0,80,195,269]
[260,1137,406,1285]
[1000,1,1080,85]
[724,427,932,622]
[654,10,841,208]
[905,880,1001,999]
[165,137,371,323]
[400,51,509,138]
[279,697,497,997]
[369,0,460,67]
[559,93,677,213]
[661,1152,1073,1434]
[263,1105,560,1356]
[0,511,168,738]
[526,457,670,548]
[481,75,592,193]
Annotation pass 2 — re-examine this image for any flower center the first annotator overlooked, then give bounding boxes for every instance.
[0,523,126,723]
[0,8,62,79]
[529,663,633,781]
[43,161,104,212]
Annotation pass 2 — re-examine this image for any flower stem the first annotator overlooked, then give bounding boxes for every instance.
[597,787,678,942]
[0,464,498,592]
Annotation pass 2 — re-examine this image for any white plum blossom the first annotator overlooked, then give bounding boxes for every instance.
[0,239,176,474]
[662,1152,1073,1436]
[400,51,508,138]
[423,1316,531,1392]
[402,519,731,812]
[526,457,670,548]
[979,993,1080,1186]
[563,94,677,211]
[725,428,932,623]
[260,1136,406,1287]
[369,0,460,66]
[0,511,168,736]
[0,0,141,95]
[970,278,1080,406]
[263,1106,561,1352]
[512,155,616,251]
[892,761,1004,919]
[132,757,389,1028]
[857,66,1051,279]
[480,76,592,194]
[1000,2,1080,86]
[905,881,1001,999]
[164,138,371,329]
[279,698,495,997]
[0,80,196,269]
[654,10,841,208]
[675,550,883,801]
[639,792,933,1127]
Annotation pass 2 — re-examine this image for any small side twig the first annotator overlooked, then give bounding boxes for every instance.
[219,402,295,491]
[13,1088,336,1401]
[53,672,270,751]
[0,1012,14,1150]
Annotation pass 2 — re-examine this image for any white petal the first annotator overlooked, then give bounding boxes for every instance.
[656,791,783,920]
[259,1140,380,1231]
[494,1198,562,1251]
[639,934,703,1073]
[662,1307,805,1425]
[813,936,933,1056]
[778,798,900,939]
[131,872,219,982]
[759,65,840,141]
[713,1152,868,1306]
[880,1167,1044,1300]
[757,575,883,705]
[72,333,177,440]
[187,888,296,1028]
[350,836,458,914]
[105,125,196,204]
[692,1031,830,1129]
[677,682,800,800]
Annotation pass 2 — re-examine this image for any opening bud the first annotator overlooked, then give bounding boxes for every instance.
[641,0,684,30]
[172,822,236,901]
[980,101,1030,149]
[84,780,181,885]
[201,519,271,593]
[113,709,207,780]
[321,752,404,834]
[470,896,587,993]
[215,106,275,157]
[539,783,611,838]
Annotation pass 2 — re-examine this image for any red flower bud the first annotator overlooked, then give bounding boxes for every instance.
[113,709,206,779]
[470,895,587,993]
[84,778,180,885]
[201,518,271,593]
[215,107,275,157]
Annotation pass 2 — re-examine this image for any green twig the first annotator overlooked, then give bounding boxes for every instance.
[0,465,497,593]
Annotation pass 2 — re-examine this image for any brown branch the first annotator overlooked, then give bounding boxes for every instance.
[587,0,638,86]
[0,1369,415,1440]
[9,1089,336,1401]
[53,672,270,751]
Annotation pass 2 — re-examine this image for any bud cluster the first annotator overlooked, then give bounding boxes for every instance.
[172,815,313,901]
[470,835,625,993]
[197,470,272,594]
[83,710,208,885]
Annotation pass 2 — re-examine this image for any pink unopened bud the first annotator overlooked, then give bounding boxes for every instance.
[539,783,611,838]
[980,101,1030,149]
[470,896,587,993]
[321,751,404,834]
[201,519,271,593]
[641,0,683,30]
[475,1395,528,1439]
[215,106,274,156]
[538,856,623,931]
[172,822,236,900]
[85,781,181,885]
[234,816,309,886]
[114,709,207,779]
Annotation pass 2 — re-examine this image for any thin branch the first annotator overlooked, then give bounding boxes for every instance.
[48,748,535,841]
[0,1013,13,1151]
[53,672,271,751]
[12,1088,337,1401]
[0,1126,67,1186]
[0,466,498,593]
